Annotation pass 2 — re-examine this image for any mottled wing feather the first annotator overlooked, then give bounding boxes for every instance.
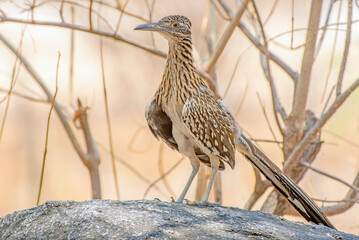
[182,94,236,169]
[145,98,225,170]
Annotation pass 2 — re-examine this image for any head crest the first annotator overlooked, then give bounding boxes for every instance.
[161,15,192,29]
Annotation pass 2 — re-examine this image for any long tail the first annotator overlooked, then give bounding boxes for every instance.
[237,134,335,229]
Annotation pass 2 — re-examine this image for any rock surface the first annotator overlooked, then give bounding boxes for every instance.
[0,199,357,239]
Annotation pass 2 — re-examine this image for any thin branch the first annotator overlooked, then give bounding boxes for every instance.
[128,126,152,153]
[252,0,286,134]
[100,37,120,199]
[209,0,231,21]
[75,100,102,199]
[323,129,359,148]
[301,161,359,193]
[37,52,60,205]
[0,17,166,58]
[312,198,358,203]
[97,142,167,197]
[321,0,342,102]
[320,85,335,117]
[0,88,46,103]
[315,0,334,57]
[69,5,75,106]
[217,0,299,82]
[223,51,247,98]
[256,92,281,150]
[234,82,248,117]
[203,0,250,73]
[290,0,294,49]
[0,53,19,142]
[143,157,184,199]
[336,0,352,97]
[263,0,279,25]
[89,0,93,31]
[322,173,359,216]
[114,0,130,34]
[244,170,270,210]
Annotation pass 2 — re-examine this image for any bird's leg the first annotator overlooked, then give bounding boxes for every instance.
[187,155,220,206]
[176,154,200,203]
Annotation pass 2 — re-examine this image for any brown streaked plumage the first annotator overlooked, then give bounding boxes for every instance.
[135,15,335,229]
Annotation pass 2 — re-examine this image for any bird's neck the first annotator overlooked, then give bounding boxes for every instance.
[155,37,208,106]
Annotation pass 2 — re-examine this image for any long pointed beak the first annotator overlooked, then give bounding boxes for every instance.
[134,22,160,32]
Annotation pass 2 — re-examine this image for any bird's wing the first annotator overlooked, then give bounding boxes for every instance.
[145,98,225,170]
[145,98,178,150]
[182,93,236,169]
[237,133,335,229]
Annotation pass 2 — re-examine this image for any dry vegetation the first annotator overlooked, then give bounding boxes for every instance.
[0,0,358,234]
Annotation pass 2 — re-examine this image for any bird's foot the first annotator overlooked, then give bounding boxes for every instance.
[184,199,221,206]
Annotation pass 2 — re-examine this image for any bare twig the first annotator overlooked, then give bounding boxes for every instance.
[336,0,352,97]
[97,142,167,197]
[0,58,18,142]
[0,89,46,103]
[75,99,102,199]
[256,92,281,149]
[89,0,94,31]
[321,0,342,102]
[263,0,279,25]
[203,0,250,73]
[301,161,359,193]
[59,0,65,22]
[100,37,120,199]
[0,17,166,58]
[114,0,130,34]
[322,173,359,216]
[320,85,335,117]
[143,157,184,199]
[37,52,60,205]
[244,170,270,210]
[252,0,286,133]
[234,82,248,117]
[223,51,247,98]
[323,129,359,148]
[217,0,299,81]
[128,126,152,153]
[315,0,334,57]
[69,5,75,106]
[209,0,231,21]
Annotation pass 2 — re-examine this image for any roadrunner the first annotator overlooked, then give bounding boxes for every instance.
[135,15,334,229]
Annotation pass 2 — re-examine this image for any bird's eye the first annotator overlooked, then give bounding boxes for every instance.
[172,22,179,28]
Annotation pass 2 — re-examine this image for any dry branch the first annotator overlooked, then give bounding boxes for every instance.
[203,0,250,73]
[336,0,352,97]
[75,100,102,199]
[37,52,60,205]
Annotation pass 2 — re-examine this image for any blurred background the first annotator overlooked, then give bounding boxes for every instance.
[0,0,358,234]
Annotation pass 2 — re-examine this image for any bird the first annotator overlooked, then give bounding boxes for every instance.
[134,15,335,229]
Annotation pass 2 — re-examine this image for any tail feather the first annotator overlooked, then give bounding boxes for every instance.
[238,134,335,229]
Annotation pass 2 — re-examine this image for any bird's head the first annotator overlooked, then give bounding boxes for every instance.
[134,15,192,41]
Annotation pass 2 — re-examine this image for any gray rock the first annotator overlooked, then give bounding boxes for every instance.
[0,200,357,239]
